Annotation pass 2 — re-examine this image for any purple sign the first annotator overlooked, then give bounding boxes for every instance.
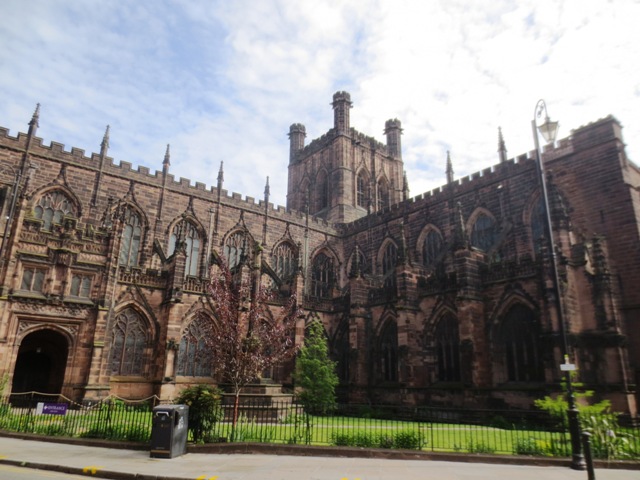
[36,402,68,415]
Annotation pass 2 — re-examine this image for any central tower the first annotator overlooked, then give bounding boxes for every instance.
[287,91,405,224]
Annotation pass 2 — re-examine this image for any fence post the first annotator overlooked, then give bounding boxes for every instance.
[581,432,595,480]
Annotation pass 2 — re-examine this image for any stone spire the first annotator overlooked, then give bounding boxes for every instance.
[217,161,224,189]
[163,144,171,168]
[446,151,454,184]
[100,125,110,156]
[29,103,40,130]
[498,127,508,163]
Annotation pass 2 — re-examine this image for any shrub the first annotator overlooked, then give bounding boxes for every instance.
[175,384,223,443]
[393,430,426,450]
[514,438,547,456]
[466,441,496,454]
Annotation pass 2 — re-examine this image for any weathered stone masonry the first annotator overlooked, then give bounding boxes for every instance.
[0,92,637,414]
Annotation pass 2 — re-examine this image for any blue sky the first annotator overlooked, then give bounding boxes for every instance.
[1,0,639,207]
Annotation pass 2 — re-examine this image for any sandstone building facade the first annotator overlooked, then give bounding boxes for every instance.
[0,92,638,413]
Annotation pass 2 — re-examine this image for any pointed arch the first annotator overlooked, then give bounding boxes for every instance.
[523,192,546,256]
[222,228,254,270]
[31,187,80,231]
[433,314,461,382]
[310,249,335,299]
[377,238,398,290]
[355,168,370,208]
[167,215,206,277]
[315,168,329,211]
[118,205,145,267]
[347,245,369,277]
[467,208,498,253]
[376,176,390,211]
[176,312,214,377]
[109,306,151,376]
[378,317,398,382]
[493,303,544,383]
[416,224,445,268]
[271,240,298,283]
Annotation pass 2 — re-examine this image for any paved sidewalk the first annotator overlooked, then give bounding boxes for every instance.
[0,435,638,480]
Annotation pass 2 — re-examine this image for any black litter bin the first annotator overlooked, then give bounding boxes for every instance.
[150,404,189,458]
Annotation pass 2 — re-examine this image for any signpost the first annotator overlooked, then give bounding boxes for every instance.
[36,402,68,415]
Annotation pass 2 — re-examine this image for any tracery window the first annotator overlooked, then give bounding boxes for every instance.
[70,274,91,297]
[356,173,368,208]
[224,231,249,270]
[349,248,368,276]
[382,242,397,290]
[110,308,147,376]
[33,190,77,231]
[500,305,543,382]
[422,230,444,267]
[168,222,201,277]
[470,213,497,252]
[377,179,389,211]
[21,267,45,292]
[380,321,398,382]
[310,252,333,299]
[435,315,461,382]
[176,316,213,377]
[119,207,142,267]
[272,242,297,282]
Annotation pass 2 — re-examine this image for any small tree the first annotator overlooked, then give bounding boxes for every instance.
[175,384,223,443]
[294,320,339,415]
[204,259,301,430]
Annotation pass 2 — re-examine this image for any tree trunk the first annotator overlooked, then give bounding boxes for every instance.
[232,389,240,428]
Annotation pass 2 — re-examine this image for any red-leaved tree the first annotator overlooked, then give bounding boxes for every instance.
[204,259,301,428]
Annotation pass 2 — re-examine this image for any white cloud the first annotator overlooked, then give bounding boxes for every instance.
[0,0,638,207]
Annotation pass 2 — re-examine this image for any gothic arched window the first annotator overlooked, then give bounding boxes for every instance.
[380,321,398,382]
[422,230,444,267]
[377,179,389,211]
[356,172,368,208]
[500,305,543,382]
[119,207,142,267]
[33,190,77,231]
[382,242,397,290]
[470,213,497,252]
[348,248,368,277]
[311,252,333,299]
[435,315,461,382]
[177,316,213,377]
[168,222,201,277]
[110,308,147,376]
[224,231,248,270]
[272,242,297,282]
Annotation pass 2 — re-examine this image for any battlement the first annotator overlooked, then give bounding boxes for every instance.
[293,126,390,162]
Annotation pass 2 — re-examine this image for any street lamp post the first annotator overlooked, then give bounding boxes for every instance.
[531,99,585,471]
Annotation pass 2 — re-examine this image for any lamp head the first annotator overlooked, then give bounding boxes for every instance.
[538,116,559,144]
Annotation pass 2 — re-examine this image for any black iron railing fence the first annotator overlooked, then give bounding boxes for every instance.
[1,393,638,460]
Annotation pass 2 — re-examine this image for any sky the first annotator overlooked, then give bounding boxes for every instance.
[1,0,639,207]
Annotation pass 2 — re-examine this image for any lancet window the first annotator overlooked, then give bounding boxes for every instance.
[110,308,147,376]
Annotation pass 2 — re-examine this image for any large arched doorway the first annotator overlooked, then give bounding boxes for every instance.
[12,329,69,395]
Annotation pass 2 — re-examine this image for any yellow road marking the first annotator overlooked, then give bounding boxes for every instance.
[82,465,104,475]
[196,476,218,480]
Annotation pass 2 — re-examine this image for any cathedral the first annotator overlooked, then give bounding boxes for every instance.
[0,92,638,413]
